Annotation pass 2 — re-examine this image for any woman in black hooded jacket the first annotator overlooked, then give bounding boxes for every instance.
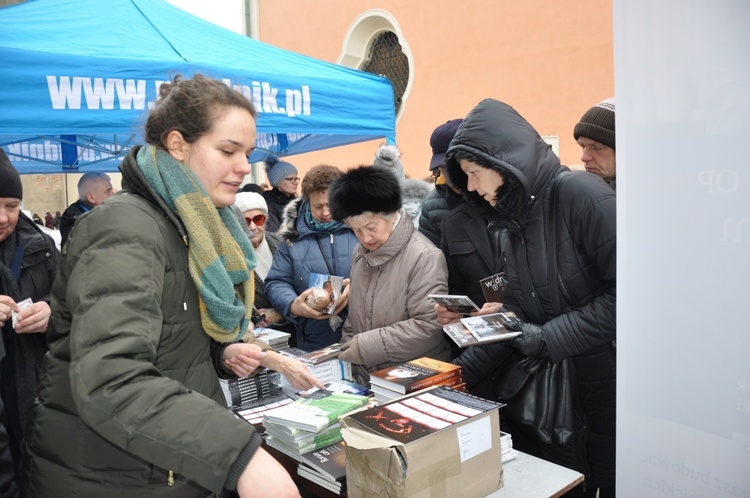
[440,99,616,496]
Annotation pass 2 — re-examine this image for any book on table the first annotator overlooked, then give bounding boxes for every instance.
[344,385,503,445]
[262,389,369,433]
[220,369,283,409]
[232,393,294,433]
[500,431,517,463]
[369,357,462,395]
[264,422,343,456]
[252,327,291,349]
[297,439,348,483]
[297,465,345,495]
[459,313,522,343]
[369,375,466,403]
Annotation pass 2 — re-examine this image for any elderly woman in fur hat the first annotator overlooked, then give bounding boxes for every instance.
[329,165,451,386]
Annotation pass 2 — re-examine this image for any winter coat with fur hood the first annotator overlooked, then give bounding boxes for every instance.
[264,197,359,351]
[339,211,452,385]
[444,99,616,489]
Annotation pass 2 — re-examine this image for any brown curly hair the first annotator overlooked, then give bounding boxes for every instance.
[300,164,343,200]
[145,74,256,149]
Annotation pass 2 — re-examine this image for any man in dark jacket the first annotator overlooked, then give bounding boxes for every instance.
[442,99,616,497]
[0,149,59,491]
[574,98,616,191]
[418,119,465,246]
[59,172,115,246]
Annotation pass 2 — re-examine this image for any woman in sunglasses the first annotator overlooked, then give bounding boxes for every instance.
[233,192,287,329]
[265,165,359,351]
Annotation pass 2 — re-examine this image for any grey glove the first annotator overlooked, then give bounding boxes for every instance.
[509,322,549,358]
[338,339,363,364]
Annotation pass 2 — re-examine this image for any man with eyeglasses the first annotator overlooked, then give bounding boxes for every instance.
[261,156,299,232]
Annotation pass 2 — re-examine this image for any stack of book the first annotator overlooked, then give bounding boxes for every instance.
[276,344,353,396]
[263,389,368,457]
[219,369,282,409]
[296,440,348,495]
[252,327,291,349]
[369,357,464,404]
[501,431,517,463]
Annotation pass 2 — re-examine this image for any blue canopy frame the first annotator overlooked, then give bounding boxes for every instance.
[0,0,396,174]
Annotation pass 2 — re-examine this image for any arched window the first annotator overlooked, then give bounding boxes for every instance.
[338,10,413,120]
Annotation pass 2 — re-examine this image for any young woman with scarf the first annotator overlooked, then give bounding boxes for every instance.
[23,75,318,498]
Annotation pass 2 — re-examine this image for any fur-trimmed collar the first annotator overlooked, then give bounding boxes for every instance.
[276,197,304,244]
[401,178,432,201]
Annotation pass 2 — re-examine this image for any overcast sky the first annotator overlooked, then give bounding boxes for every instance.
[166,0,244,34]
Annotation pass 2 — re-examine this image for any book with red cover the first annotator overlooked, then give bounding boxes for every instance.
[345,385,502,444]
[369,357,462,394]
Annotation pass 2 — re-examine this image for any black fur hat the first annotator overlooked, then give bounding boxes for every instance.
[329,165,402,221]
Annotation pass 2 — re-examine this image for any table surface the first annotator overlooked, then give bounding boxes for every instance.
[486,451,584,498]
[268,441,583,498]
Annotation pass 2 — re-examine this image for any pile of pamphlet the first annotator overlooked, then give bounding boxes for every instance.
[252,327,291,349]
[219,369,282,409]
[368,356,465,403]
[263,390,369,494]
[501,431,517,463]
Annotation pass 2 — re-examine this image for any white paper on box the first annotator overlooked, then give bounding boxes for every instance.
[456,414,492,462]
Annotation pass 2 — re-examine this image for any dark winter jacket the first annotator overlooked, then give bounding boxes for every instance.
[440,200,505,308]
[23,147,262,497]
[261,187,295,232]
[0,339,19,498]
[0,212,59,490]
[59,198,94,246]
[0,212,58,472]
[264,198,359,351]
[445,99,616,489]
[418,181,464,247]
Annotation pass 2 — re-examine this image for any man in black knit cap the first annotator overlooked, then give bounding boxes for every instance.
[574,98,617,191]
[0,148,58,492]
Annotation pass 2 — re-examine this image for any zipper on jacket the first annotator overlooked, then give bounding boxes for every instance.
[329,233,336,275]
[168,470,174,486]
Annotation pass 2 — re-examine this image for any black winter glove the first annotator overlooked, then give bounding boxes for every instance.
[508,322,549,358]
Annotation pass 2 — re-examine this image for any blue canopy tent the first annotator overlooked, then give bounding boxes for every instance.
[0,0,396,174]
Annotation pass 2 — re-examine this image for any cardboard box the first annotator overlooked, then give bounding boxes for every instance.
[341,386,503,498]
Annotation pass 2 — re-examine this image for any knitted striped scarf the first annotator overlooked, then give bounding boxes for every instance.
[137,146,255,342]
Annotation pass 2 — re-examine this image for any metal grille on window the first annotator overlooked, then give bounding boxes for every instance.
[360,31,409,113]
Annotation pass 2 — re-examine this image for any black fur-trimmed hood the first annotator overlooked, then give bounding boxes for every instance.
[444,99,567,222]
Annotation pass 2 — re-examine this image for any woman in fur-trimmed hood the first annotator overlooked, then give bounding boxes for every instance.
[264,165,359,351]
[372,143,433,229]
[443,99,617,496]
